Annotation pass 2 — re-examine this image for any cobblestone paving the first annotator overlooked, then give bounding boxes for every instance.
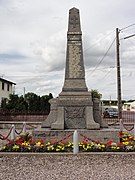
[0,154,135,180]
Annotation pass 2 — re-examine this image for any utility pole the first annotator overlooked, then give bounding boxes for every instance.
[116,28,122,120]
[116,24,135,120]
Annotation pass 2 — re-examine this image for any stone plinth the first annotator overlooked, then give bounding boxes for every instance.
[32,128,120,144]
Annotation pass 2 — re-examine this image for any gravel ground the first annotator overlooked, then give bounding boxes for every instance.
[0,154,135,180]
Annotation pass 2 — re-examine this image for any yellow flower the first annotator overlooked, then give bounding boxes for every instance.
[97,144,102,149]
[67,142,72,147]
[101,144,105,148]
[13,145,19,149]
[46,142,51,145]
[21,141,29,146]
[2,146,6,149]
[122,141,129,145]
[47,145,54,151]
[36,142,41,146]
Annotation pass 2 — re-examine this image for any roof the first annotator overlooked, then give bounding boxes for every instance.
[0,78,16,85]
[124,101,135,105]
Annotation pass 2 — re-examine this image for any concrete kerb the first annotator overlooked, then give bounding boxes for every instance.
[0,152,135,156]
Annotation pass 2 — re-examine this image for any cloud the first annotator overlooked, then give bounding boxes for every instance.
[0,52,27,62]
[0,0,135,100]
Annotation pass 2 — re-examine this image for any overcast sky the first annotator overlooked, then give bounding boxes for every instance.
[0,0,135,100]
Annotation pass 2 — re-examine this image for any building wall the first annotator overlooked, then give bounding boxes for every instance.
[0,80,14,104]
[123,101,135,111]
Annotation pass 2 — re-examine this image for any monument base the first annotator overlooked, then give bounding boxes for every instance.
[41,93,100,130]
[32,127,120,144]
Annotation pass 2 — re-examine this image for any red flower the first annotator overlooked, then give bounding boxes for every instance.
[61,141,67,145]
[120,142,124,146]
[119,132,124,138]
[39,139,44,144]
[31,139,35,144]
[16,140,23,145]
[127,138,131,142]
[108,140,112,146]
[28,139,35,144]
[82,141,87,145]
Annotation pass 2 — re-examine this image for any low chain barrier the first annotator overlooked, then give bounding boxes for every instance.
[0,122,39,142]
[79,132,99,144]
[46,132,74,147]
[1,123,135,154]
[120,119,135,131]
[0,122,27,142]
[15,123,25,135]
[0,126,13,141]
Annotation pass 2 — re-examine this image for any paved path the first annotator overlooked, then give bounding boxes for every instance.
[0,154,135,180]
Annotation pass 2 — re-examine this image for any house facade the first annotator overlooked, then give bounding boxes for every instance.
[0,78,16,106]
[123,101,135,111]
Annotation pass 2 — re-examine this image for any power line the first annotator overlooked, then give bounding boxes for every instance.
[88,66,115,88]
[120,23,135,31]
[86,37,116,77]
[101,67,115,80]
[84,30,115,52]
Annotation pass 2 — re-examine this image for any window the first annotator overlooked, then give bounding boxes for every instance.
[7,84,10,91]
[2,82,4,90]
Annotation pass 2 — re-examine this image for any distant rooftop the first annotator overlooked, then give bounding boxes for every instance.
[0,78,16,85]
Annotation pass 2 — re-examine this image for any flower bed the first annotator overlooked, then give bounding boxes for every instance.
[0,132,135,152]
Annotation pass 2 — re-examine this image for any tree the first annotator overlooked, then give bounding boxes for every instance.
[40,93,53,112]
[1,98,7,110]
[0,92,53,113]
[25,92,40,111]
[90,89,102,100]
[1,94,28,111]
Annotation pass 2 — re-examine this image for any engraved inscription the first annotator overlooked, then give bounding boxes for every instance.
[65,107,85,118]
[69,45,83,78]
[64,107,86,128]
[68,35,80,41]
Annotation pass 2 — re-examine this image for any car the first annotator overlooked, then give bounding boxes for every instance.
[103,108,118,118]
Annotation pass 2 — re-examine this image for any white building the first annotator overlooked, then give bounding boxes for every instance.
[123,101,135,111]
[0,78,16,106]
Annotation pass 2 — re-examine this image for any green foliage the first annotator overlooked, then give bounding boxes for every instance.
[2,94,27,111]
[1,98,7,109]
[90,89,102,99]
[1,92,53,113]
[25,92,41,111]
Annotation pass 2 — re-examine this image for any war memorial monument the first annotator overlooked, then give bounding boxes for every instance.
[33,8,119,142]
[42,7,100,130]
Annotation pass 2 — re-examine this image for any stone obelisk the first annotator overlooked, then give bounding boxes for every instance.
[42,7,100,129]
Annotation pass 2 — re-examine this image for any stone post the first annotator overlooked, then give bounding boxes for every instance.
[10,124,15,140]
[73,130,79,154]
